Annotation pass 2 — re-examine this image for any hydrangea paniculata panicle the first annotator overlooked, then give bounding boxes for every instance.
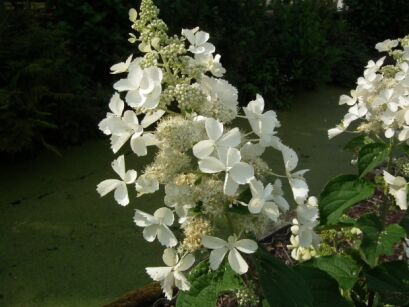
[96,0,317,298]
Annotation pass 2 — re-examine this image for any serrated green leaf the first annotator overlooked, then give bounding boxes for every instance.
[293,266,352,307]
[357,214,406,267]
[344,135,374,152]
[253,247,314,307]
[176,262,243,307]
[319,175,374,225]
[366,261,409,305]
[304,255,360,289]
[358,143,389,177]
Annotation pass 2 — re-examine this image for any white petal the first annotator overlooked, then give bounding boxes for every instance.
[174,271,190,291]
[177,254,195,271]
[229,162,254,184]
[205,118,223,140]
[157,225,178,247]
[162,248,178,267]
[274,195,289,212]
[143,224,159,242]
[154,208,174,226]
[109,93,124,116]
[124,169,137,184]
[161,272,175,300]
[224,173,239,196]
[133,209,155,227]
[234,239,258,254]
[281,145,298,172]
[219,128,241,148]
[249,178,264,198]
[96,179,121,197]
[248,198,264,214]
[114,182,129,206]
[142,110,165,128]
[125,90,145,108]
[228,248,248,275]
[131,135,148,156]
[110,134,131,153]
[226,147,241,167]
[393,188,408,210]
[263,202,280,222]
[209,247,228,270]
[193,140,215,159]
[290,178,309,205]
[135,174,159,195]
[146,266,172,281]
[202,235,227,249]
[198,157,225,173]
[112,155,126,179]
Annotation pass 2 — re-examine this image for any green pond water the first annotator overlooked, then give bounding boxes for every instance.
[0,86,354,307]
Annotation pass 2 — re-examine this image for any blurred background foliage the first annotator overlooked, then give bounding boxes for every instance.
[0,0,407,155]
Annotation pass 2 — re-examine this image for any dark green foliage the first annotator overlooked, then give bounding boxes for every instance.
[344,0,409,48]
[0,8,102,154]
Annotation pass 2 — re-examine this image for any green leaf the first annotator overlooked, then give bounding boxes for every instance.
[357,214,406,267]
[357,143,390,177]
[319,175,374,225]
[293,266,352,307]
[176,262,243,307]
[304,255,360,289]
[344,135,374,152]
[366,261,409,305]
[253,247,314,307]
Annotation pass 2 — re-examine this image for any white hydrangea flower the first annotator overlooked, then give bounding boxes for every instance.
[271,179,289,212]
[193,117,240,159]
[195,53,226,77]
[375,39,399,52]
[135,173,159,196]
[243,178,280,222]
[98,93,125,135]
[291,196,320,248]
[146,248,195,299]
[200,75,239,113]
[202,235,257,274]
[96,155,137,206]
[240,142,265,160]
[110,54,133,74]
[198,147,254,196]
[182,27,215,55]
[133,207,178,247]
[106,109,164,154]
[281,145,309,205]
[383,170,408,210]
[287,235,317,261]
[243,94,281,146]
[114,61,163,109]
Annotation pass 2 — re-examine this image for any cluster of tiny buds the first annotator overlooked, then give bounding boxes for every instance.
[140,52,159,68]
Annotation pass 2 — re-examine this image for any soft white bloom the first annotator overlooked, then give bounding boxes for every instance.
[243,94,280,145]
[244,178,280,222]
[164,183,195,224]
[375,39,399,52]
[182,27,215,55]
[271,179,289,211]
[281,145,309,205]
[291,196,320,247]
[114,62,163,109]
[98,93,125,135]
[146,248,195,299]
[200,76,239,112]
[110,54,133,74]
[96,155,137,206]
[195,53,226,77]
[133,207,178,247]
[135,173,159,196]
[240,142,265,160]
[107,110,164,154]
[193,117,240,159]
[198,147,254,196]
[202,235,257,274]
[287,235,317,261]
[383,170,408,210]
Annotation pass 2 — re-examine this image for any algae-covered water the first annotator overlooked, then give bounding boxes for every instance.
[0,86,354,306]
